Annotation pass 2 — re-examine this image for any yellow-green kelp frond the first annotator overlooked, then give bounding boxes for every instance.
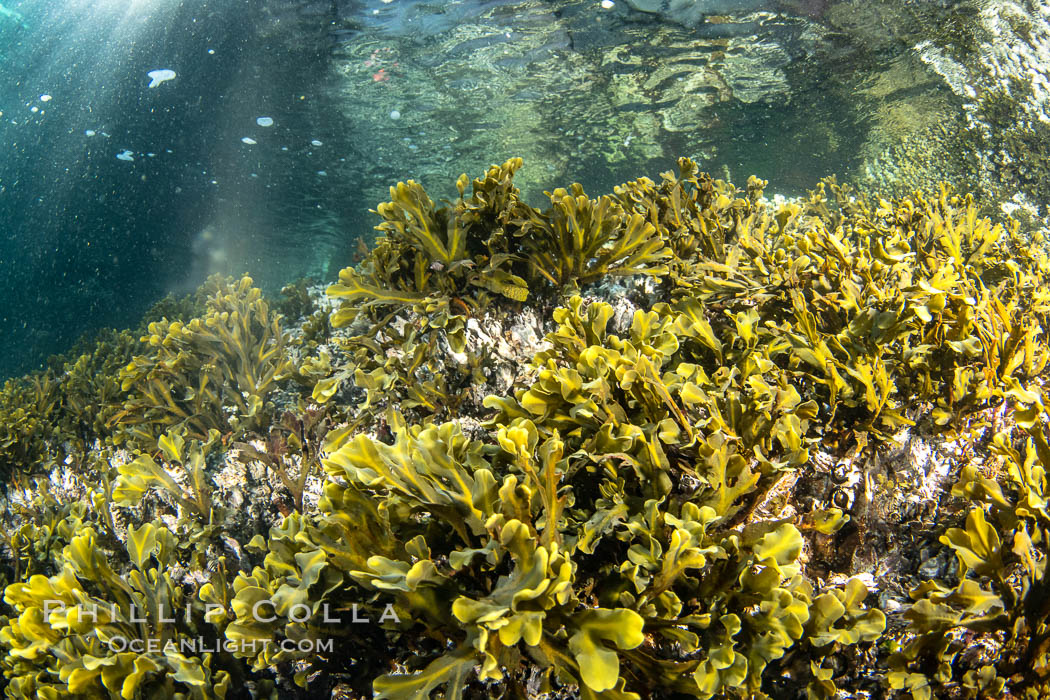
[227,399,884,698]
[633,171,1050,438]
[318,160,536,418]
[1,158,1049,698]
[518,183,671,288]
[115,275,293,447]
[613,157,767,270]
[112,429,220,527]
[53,329,142,450]
[328,157,529,326]
[230,406,330,514]
[890,388,1050,698]
[0,522,236,699]
[0,373,61,479]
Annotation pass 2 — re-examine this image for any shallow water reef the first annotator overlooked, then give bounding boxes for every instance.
[0,158,1048,699]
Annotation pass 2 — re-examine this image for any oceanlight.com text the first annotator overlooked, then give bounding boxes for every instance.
[107,636,335,655]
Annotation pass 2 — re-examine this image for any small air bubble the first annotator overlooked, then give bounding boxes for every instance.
[146,69,177,88]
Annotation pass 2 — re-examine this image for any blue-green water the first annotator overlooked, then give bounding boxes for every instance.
[0,0,1007,377]
[0,0,354,377]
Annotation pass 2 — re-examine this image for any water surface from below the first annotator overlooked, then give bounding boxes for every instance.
[0,0,981,376]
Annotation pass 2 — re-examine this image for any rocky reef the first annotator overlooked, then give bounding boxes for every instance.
[0,158,1049,699]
